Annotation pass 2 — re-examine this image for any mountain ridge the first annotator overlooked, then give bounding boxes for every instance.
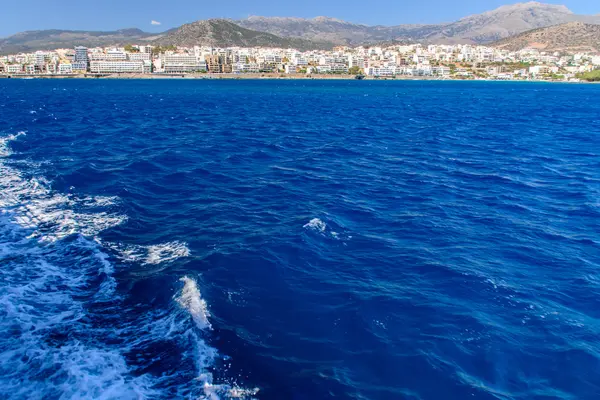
[491,21,600,52]
[237,2,600,45]
[0,29,156,54]
[1,2,600,54]
[151,19,332,51]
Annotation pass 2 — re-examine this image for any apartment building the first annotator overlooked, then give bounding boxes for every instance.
[90,60,150,73]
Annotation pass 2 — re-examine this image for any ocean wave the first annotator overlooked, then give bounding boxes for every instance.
[0,166,128,243]
[303,218,327,232]
[0,133,255,399]
[176,276,212,330]
[107,241,191,266]
[0,131,26,157]
[303,217,350,243]
[0,215,154,400]
[173,276,259,400]
[0,131,147,396]
[81,195,121,208]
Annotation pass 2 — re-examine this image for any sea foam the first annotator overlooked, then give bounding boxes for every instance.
[173,276,259,399]
[0,133,256,399]
[176,276,212,330]
[107,240,191,265]
[0,133,154,398]
[303,218,327,232]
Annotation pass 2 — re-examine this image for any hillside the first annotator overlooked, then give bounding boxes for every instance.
[237,2,600,45]
[0,29,155,54]
[2,2,600,54]
[491,21,600,52]
[235,16,387,46]
[429,1,583,43]
[151,19,332,50]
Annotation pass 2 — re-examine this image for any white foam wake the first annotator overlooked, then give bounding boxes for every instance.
[0,167,128,244]
[0,133,256,399]
[0,132,26,157]
[174,276,259,399]
[303,218,327,232]
[0,133,156,398]
[177,276,212,330]
[107,241,191,266]
[0,215,157,400]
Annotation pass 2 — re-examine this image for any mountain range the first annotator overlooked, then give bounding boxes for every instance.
[151,20,332,51]
[0,29,156,55]
[491,21,600,53]
[236,2,600,45]
[1,2,599,54]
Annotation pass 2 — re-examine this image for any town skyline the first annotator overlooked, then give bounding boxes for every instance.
[2,39,599,82]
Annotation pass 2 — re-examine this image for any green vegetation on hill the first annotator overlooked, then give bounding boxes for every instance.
[151,45,177,55]
[577,70,600,82]
[152,19,332,51]
[124,44,139,53]
[491,22,600,53]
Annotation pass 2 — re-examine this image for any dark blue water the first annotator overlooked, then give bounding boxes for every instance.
[1,79,599,400]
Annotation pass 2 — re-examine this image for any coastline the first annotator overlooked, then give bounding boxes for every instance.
[0,72,595,83]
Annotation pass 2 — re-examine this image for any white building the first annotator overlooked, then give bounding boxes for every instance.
[90,51,127,61]
[128,53,151,61]
[348,56,366,69]
[58,63,73,74]
[161,54,207,73]
[6,64,23,74]
[331,63,348,73]
[73,46,88,71]
[529,65,559,75]
[232,63,260,73]
[432,66,451,76]
[364,66,395,76]
[293,58,308,66]
[35,51,46,65]
[90,60,148,73]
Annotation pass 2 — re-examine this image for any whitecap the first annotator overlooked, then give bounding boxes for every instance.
[81,195,120,208]
[0,168,127,243]
[0,133,257,399]
[172,276,259,399]
[303,217,350,242]
[303,217,327,232]
[0,132,26,157]
[0,216,155,400]
[176,276,212,330]
[107,241,191,265]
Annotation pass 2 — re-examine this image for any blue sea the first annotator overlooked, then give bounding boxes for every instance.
[1,79,599,400]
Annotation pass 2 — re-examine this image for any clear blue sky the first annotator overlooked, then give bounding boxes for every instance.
[1,0,598,37]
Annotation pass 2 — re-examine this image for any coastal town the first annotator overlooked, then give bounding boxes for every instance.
[1,43,599,81]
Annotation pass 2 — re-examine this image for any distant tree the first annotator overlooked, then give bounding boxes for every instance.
[348,66,362,75]
[577,70,600,82]
[124,44,139,53]
[151,45,177,55]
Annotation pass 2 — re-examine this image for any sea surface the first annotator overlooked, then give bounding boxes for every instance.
[0,79,599,400]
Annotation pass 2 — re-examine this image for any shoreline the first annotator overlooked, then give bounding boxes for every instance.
[0,72,594,83]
